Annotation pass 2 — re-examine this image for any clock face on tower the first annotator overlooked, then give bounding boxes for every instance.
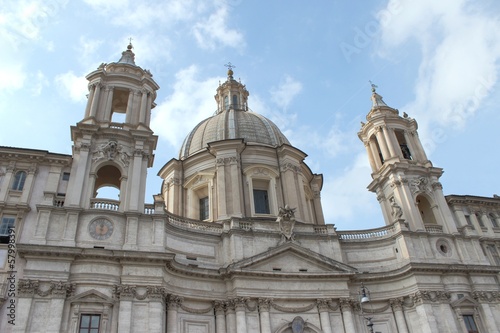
[88,218,114,240]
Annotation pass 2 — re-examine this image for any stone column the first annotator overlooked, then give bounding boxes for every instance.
[258,299,272,333]
[230,157,243,217]
[125,89,135,123]
[369,139,383,169]
[145,93,153,126]
[403,131,420,162]
[390,298,408,333]
[104,85,114,121]
[214,301,227,333]
[216,158,228,219]
[0,162,15,201]
[127,149,144,211]
[375,127,390,162]
[166,295,182,333]
[388,128,404,159]
[139,89,148,124]
[410,130,429,162]
[225,301,237,333]
[317,299,333,333]
[364,142,377,171]
[89,83,101,118]
[66,143,91,207]
[19,163,36,203]
[117,300,133,333]
[234,298,248,333]
[412,292,438,332]
[382,126,397,158]
[340,298,355,333]
[84,84,96,118]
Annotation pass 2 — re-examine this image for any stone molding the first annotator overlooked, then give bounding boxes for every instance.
[472,290,500,303]
[216,156,238,166]
[280,162,301,174]
[18,279,75,298]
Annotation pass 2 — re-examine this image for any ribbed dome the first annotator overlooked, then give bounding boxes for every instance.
[179,109,290,159]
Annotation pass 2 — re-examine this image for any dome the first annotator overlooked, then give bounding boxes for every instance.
[179,67,290,159]
[179,109,290,159]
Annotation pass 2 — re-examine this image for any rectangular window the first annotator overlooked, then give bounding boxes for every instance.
[253,189,270,214]
[199,197,209,220]
[0,216,15,236]
[463,315,478,333]
[79,314,101,333]
[62,172,70,181]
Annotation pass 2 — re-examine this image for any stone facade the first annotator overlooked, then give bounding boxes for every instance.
[0,46,499,333]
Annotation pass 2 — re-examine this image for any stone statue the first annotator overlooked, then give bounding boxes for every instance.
[390,197,403,220]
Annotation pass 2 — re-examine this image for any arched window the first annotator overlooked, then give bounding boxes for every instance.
[224,96,229,110]
[93,165,121,201]
[11,171,27,191]
[232,94,238,108]
[416,195,438,225]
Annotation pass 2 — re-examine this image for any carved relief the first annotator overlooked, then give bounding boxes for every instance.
[113,284,168,301]
[281,163,301,173]
[216,156,238,166]
[92,140,131,166]
[277,205,297,242]
[18,279,75,298]
[409,177,429,194]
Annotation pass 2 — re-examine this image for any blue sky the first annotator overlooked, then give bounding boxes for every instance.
[1,0,500,230]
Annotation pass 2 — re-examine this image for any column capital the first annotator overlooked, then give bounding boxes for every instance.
[258,298,272,312]
[316,299,331,312]
[390,297,405,310]
[166,294,183,309]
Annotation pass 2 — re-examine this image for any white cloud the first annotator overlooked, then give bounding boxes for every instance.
[377,0,500,138]
[31,70,49,96]
[0,63,26,92]
[321,151,380,228]
[151,65,222,148]
[270,75,303,110]
[0,0,68,46]
[192,6,245,50]
[55,71,88,102]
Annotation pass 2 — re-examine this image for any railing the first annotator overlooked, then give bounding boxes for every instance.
[338,223,398,241]
[90,198,120,211]
[144,204,155,215]
[167,214,224,234]
[53,198,65,207]
[109,122,123,129]
[424,224,443,234]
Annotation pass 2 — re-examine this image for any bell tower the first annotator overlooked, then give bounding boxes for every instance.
[65,43,159,213]
[358,84,457,233]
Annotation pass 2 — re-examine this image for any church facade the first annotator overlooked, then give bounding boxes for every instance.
[0,45,499,333]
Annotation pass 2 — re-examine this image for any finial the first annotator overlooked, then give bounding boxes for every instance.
[127,37,133,50]
[224,62,235,78]
[369,80,378,93]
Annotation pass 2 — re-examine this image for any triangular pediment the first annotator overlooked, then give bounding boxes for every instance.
[451,295,478,309]
[226,242,356,275]
[68,289,115,305]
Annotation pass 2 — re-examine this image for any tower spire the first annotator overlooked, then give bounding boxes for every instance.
[118,40,136,65]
